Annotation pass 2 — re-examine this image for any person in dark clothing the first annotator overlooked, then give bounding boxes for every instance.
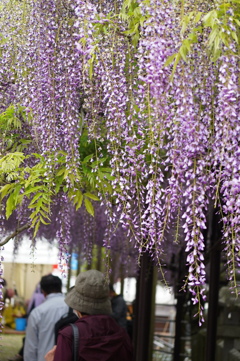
[44,270,133,361]
[109,283,128,330]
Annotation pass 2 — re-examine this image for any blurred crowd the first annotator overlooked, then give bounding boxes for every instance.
[1,278,45,330]
[0,273,134,361]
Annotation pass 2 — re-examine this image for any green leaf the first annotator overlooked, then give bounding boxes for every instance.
[194,12,202,24]
[84,197,94,216]
[202,10,217,27]
[208,25,219,46]
[102,173,115,181]
[97,170,104,180]
[214,34,221,54]
[33,219,41,238]
[29,210,40,219]
[55,176,64,193]
[133,104,140,112]
[24,185,44,195]
[42,193,52,201]
[29,193,43,205]
[39,210,50,220]
[67,173,75,185]
[75,191,83,210]
[179,41,190,62]
[89,60,94,79]
[181,15,190,36]
[93,157,108,165]
[0,184,14,199]
[56,168,66,176]
[100,167,112,173]
[40,216,50,225]
[234,19,240,26]
[63,169,70,180]
[13,184,22,203]
[84,192,100,201]
[0,153,25,171]
[6,192,15,219]
[40,203,50,213]
[172,53,181,75]
[231,31,239,43]
[164,53,176,67]
[31,216,39,227]
[82,154,94,163]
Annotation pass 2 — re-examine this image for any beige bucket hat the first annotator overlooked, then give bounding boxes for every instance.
[65,269,112,315]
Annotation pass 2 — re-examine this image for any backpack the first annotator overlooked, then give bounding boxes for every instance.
[55,307,78,344]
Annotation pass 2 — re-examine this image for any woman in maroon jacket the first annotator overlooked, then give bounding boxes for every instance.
[45,270,133,361]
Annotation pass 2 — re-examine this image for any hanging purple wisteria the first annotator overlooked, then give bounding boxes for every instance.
[0,0,239,322]
[73,0,239,321]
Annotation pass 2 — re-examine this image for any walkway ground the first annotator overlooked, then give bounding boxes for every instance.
[0,334,23,361]
[0,329,175,361]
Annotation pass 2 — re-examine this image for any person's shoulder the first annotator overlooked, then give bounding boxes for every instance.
[29,300,45,314]
[46,293,66,304]
[73,314,114,328]
[48,292,65,299]
[27,301,45,322]
[59,318,81,337]
[113,294,124,299]
[114,294,126,303]
[59,323,72,336]
[87,314,122,329]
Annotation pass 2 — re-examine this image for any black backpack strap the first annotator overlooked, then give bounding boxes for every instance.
[55,308,78,344]
[70,323,79,361]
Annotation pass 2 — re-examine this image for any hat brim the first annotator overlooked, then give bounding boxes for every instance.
[65,286,112,315]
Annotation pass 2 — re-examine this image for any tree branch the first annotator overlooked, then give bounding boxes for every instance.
[0,223,31,247]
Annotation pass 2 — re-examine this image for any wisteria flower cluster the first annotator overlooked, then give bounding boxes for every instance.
[73,0,239,321]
